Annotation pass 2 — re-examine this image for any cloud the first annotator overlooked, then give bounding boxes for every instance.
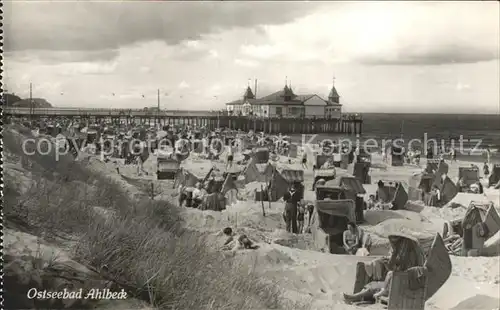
[3,49,119,64]
[240,44,282,59]
[455,83,471,91]
[357,40,499,66]
[56,62,118,76]
[209,49,219,58]
[242,2,499,66]
[3,2,499,113]
[234,59,260,67]
[178,81,190,89]
[4,1,323,52]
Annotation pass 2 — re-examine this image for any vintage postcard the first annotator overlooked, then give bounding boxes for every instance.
[2,1,500,309]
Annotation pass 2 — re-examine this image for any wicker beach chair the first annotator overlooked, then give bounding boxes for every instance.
[157,157,180,180]
[310,199,356,254]
[376,180,408,210]
[353,162,371,184]
[352,233,451,310]
[253,147,270,164]
[314,154,333,170]
[461,202,500,256]
[488,164,500,187]
[313,169,336,190]
[458,166,480,186]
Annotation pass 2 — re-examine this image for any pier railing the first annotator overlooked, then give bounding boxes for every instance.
[3,107,362,120]
[4,107,363,134]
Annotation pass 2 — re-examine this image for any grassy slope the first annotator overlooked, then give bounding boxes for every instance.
[3,125,304,310]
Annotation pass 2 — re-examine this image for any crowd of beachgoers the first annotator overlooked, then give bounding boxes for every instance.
[5,115,500,310]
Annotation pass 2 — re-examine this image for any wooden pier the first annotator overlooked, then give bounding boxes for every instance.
[3,107,363,135]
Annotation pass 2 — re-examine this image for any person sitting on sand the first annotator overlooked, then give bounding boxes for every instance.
[192,182,207,208]
[470,182,480,194]
[375,180,387,202]
[343,222,360,255]
[366,195,376,210]
[343,235,426,304]
[470,181,483,194]
[175,185,187,207]
[457,177,467,192]
[431,184,441,203]
[321,157,335,169]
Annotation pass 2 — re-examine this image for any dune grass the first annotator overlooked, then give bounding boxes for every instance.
[4,126,304,310]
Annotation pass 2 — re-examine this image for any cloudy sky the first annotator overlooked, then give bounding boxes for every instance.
[4,1,499,113]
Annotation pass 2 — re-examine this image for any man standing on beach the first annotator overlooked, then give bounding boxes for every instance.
[283,184,300,233]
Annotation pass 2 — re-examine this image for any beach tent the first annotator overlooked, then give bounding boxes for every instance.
[205,175,225,194]
[408,172,434,200]
[458,166,480,186]
[268,168,289,201]
[174,167,207,188]
[352,162,371,184]
[436,176,458,205]
[488,164,500,187]
[309,199,356,254]
[339,177,366,195]
[376,180,408,210]
[224,165,243,178]
[352,233,451,310]
[200,193,226,211]
[425,159,441,173]
[461,202,500,256]
[205,165,240,194]
[243,159,264,183]
[157,158,180,180]
[257,162,275,180]
[243,158,274,183]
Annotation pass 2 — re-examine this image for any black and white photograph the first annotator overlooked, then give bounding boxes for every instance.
[2,1,500,309]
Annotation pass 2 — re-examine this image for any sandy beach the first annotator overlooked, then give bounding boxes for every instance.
[83,140,500,309]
